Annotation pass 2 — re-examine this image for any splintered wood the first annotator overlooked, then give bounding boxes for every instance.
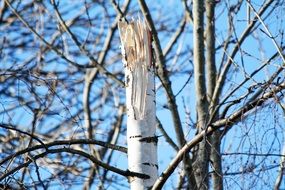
[118,20,157,190]
[118,20,152,120]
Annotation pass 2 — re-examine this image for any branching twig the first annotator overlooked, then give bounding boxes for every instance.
[0,148,147,182]
[0,139,127,166]
[211,0,274,113]
[5,0,124,86]
[246,0,285,64]
[152,82,285,189]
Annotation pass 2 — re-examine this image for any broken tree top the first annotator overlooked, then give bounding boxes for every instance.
[118,19,155,120]
[118,19,153,70]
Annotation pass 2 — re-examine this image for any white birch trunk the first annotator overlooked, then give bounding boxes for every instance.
[118,20,157,190]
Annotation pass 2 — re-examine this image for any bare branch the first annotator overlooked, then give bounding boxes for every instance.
[152,82,285,189]
[0,148,146,182]
[212,0,275,111]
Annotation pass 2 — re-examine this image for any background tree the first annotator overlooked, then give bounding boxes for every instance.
[0,0,285,189]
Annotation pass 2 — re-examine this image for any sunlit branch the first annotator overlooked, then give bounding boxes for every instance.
[163,16,187,57]
[212,0,275,112]
[246,0,285,64]
[152,82,285,189]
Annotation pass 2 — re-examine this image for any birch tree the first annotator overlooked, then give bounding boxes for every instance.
[118,20,157,189]
[1,0,285,189]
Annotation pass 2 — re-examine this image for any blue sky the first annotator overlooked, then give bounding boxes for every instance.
[1,0,285,189]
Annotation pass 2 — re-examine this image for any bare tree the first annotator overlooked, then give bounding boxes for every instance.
[1,0,285,189]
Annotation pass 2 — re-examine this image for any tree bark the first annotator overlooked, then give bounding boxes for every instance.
[205,1,223,189]
[192,0,209,189]
[118,20,158,190]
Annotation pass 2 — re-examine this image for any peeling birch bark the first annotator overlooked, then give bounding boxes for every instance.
[118,20,157,190]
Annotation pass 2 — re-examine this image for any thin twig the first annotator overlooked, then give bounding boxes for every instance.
[152,81,285,189]
[163,16,187,56]
[156,117,179,151]
[211,0,275,114]
[246,0,285,64]
[0,124,46,149]
[0,139,127,166]
[0,148,147,182]
[5,0,124,86]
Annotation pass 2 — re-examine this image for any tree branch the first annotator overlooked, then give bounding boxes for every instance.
[152,81,285,189]
[5,0,124,86]
[0,147,147,182]
[0,138,127,166]
[211,0,274,112]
